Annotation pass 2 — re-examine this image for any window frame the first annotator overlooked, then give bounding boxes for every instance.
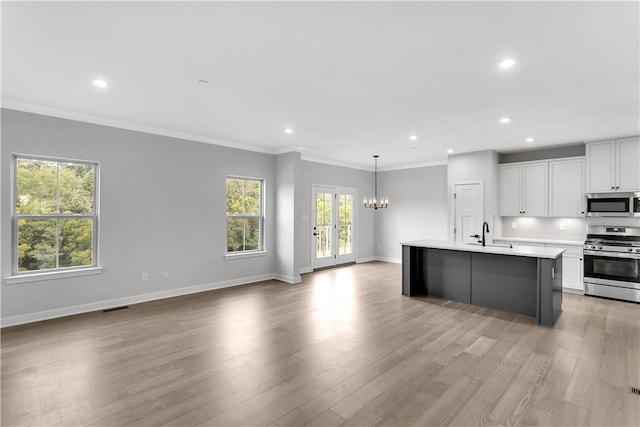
[10,153,101,280]
[225,176,266,257]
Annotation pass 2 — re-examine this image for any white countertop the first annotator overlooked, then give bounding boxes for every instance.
[493,237,584,246]
[401,239,565,259]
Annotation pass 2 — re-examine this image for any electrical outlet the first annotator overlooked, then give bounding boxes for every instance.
[163,271,170,279]
[142,273,148,282]
[511,222,517,229]
[559,223,565,231]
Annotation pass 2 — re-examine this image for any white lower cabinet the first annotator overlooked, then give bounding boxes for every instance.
[546,244,583,294]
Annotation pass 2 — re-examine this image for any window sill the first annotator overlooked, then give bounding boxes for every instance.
[5,267,104,285]
[224,251,267,260]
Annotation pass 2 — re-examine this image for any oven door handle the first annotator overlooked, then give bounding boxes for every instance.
[584,250,640,259]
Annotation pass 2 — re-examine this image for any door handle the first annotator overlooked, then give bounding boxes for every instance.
[470,234,480,238]
[313,233,318,236]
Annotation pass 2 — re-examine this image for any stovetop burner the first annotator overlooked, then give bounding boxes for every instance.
[585,237,640,247]
[585,225,640,253]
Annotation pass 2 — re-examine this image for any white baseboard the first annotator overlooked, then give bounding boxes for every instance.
[375,256,402,264]
[1,274,278,328]
[299,266,313,274]
[274,274,301,284]
[356,256,377,264]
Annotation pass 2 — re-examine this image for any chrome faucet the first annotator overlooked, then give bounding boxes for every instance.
[482,221,490,246]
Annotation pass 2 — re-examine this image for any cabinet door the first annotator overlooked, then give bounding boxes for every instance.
[616,137,640,191]
[562,254,583,293]
[549,159,584,217]
[547,244,584,293]
[523,162,548,216]
[586,140,615,192]
[500,165,522,216]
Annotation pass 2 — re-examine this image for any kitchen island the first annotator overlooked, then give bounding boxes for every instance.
[401,240,564,327]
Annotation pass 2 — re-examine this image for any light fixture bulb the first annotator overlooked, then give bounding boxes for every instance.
[499,58,516,69]
[92,79,108,88]
[447,149,454,154]
[526,137,535,143]
[284,128,293,134]
[500,117,511,124]
[409,135,418,140]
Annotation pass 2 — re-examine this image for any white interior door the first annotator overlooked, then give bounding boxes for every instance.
[454,183,484,244]
[312,185,356,269]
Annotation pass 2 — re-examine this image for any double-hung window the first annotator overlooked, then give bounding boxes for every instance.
[226,177,264,254]
[12,155,99,277]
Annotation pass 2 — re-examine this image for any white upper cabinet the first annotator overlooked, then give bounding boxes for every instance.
[522,163,548,216]
[500,162,548,216]
[499,165,522,216]
[587,137,640,192]
[617,137,640,191]
[549,158,585,217]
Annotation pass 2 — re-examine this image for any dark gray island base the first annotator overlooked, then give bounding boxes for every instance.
[402,242,563,327]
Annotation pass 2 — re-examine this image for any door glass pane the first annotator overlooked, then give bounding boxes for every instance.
[17,218,57,271]
[338,194,353,255]
[316,192,332,258]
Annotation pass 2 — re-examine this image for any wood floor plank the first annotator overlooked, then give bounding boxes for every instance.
[2,262,639,427]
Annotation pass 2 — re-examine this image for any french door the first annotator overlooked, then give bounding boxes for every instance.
[311,185,356,269]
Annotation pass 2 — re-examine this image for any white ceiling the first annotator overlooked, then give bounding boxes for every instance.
[2,1,639,170]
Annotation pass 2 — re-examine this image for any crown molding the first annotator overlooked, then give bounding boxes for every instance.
[1,99,275,155]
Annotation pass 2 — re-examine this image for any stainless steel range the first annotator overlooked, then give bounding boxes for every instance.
[584,225,640,303]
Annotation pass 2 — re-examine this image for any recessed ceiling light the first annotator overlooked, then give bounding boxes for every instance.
[409,135,418,140]
[197,79,209,86]
[526,137,535,143]
[284,128,293,134]
[447,149,454,154]
[499,58,516,69]
[92,79,108,88]
[500,117,511,124]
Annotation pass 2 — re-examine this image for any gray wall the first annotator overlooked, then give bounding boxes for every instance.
[1,109,277,323]
[376,165,449,262]
[275,152,299,282]
[447,150,500,240]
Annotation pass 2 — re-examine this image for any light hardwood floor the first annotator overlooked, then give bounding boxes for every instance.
[2,261,639,426]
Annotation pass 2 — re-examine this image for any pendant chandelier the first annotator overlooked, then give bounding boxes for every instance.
[363,155,388,209]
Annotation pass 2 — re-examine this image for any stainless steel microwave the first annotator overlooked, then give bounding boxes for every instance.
[586,192,640,217]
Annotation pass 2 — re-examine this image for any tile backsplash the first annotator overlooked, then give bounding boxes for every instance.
[499,216,640,242]
[500,217,587,242]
